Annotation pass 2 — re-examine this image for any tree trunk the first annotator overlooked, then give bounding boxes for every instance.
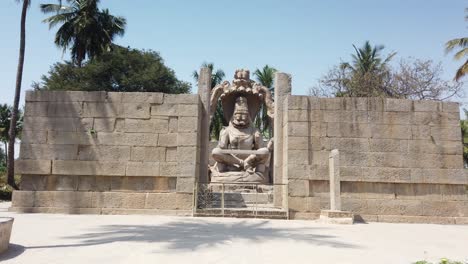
[7,0,28,190]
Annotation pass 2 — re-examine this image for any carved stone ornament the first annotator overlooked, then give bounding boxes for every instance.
[209,69,274,183]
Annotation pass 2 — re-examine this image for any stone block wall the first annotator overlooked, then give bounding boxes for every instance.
[283,96,468,224]
[11,91,200,215]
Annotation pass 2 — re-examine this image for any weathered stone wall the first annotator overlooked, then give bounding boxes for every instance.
[11,91,200,215]
[11,90,468,223]
[284,96,468,224]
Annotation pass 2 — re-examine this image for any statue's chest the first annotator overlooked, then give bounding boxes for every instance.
[228,129,254,149]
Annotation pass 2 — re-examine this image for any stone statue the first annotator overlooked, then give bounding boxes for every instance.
[209,69,274,183]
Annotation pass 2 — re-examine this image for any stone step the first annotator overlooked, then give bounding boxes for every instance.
[195,208,288,220]
[205,185,277,193]
[199,202,277,208]
[198,192,273,204]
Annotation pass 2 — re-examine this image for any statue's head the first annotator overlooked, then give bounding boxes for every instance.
[234,69,250,80]
[231,96,251,128]
[232,69,251,88]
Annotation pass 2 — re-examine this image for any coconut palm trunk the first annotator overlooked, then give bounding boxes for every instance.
[7,0,29,189]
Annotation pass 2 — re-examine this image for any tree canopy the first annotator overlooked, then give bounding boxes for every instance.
[41,0,126,67]
[192,63,226,140]
[0,147,5,170]
[36,45,191,94]
[445,9,468,81]
[0,104,23,166]
[254,65,277,91]
[311,41,463,100]
[253,65,277,138]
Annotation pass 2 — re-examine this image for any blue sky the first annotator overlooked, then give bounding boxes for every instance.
[0,0,467,110]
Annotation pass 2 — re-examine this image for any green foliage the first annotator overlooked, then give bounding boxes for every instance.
[0,184,13,201]
[444,9,468,81]
[192,63,226,89]
[40,0,126,67]
[0,147,5,171]
[192,63,226,140]
[461,109,468,168]
[314,41,462,100]
[413,258,465,264]
[346,41,396,73]
[0,104,12,144]
[254,65,276,93]
[0,104,23,165]
[0,147,13,200]
[0,172,19,201]
[37,45,191,94]
[253,65,277,139]
[338,41,396,97]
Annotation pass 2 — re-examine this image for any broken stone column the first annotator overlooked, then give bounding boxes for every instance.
[197,67,212,183]
[320,149,354,224]
[273,72,291,208]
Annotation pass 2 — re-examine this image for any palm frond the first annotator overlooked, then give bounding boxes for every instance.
[192,70,199,81]
[15,0,31,8]
[454,48,468,60]
[455,59,468,81]
[254,65,277,88]
[445,38,468,53]
[382,51,397,65]
[42,12,75,28]
[39,3,72,13]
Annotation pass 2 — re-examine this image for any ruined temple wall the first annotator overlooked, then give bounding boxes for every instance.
[11,91,201,215]
[284,96,468,224]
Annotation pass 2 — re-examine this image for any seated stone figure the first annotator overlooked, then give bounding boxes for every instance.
[211,96,272,183]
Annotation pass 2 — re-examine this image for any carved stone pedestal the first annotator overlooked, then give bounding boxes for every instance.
[211,171,268,184]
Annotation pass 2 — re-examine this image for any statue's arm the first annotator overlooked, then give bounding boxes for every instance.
[254,128,264,149]
[217,127,229,149]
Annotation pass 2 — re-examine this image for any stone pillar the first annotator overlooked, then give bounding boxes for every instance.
[319,149,353,224]
[197,67,212,183]
[273,72,291,208]
[329,149,341,211]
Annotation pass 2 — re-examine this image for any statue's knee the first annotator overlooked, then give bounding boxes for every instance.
[212,148,224,161]
[257,148,270,156]
[212,147,222,155]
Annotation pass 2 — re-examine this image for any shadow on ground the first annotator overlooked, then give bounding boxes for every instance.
[0,244,26,261]
[21,219,360,252]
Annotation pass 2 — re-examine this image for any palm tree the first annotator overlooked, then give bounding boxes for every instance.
[445,38,468,81]
[8,0,30,190]
[192,63,226,140]
[193,63,225,88]
[445,9,468,81]
[41,0,126,67]
[340,41,396,97]
[253,65,277,138]
[342,41,396,75]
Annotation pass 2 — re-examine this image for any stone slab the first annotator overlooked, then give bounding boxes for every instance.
[15,160,51,175]
[52,161,126,176]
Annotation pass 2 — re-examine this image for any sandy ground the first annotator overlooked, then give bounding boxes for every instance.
[0,202,467,264]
